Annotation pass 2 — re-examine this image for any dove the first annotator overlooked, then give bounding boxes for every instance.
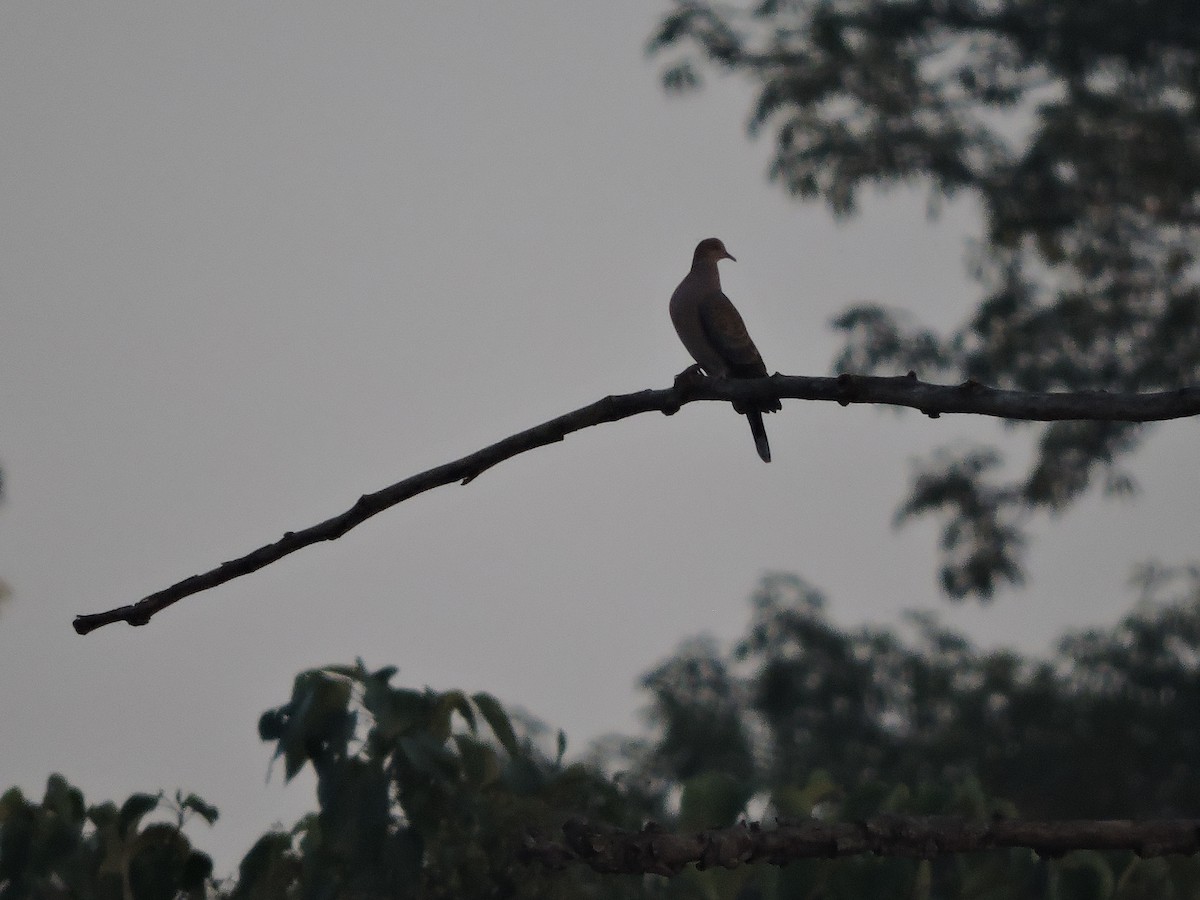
[669,237,780,462]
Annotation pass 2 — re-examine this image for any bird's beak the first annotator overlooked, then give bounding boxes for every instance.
[724,251,737,262]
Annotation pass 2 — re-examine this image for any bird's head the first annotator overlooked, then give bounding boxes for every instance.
[693,237,736,265]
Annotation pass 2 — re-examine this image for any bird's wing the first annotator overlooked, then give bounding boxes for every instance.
[699,292,768,378]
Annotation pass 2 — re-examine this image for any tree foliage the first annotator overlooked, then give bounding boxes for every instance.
[240,662,657,900]
[0,779,214,900]
[656,569,1200,821]
[649,0,1200,598]
[627,568,1200,896]
[13,571,1200,897]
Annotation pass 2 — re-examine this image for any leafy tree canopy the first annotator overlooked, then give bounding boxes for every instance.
[10,570,1200,898]
[650,0,1200,598]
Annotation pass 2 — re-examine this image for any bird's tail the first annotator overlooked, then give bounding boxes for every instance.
[746,410,771,463]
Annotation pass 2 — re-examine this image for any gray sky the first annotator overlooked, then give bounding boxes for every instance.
[3,3,1197,875]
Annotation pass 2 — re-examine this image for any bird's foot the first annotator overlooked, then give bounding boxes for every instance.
[664,364,706,416]
[673,364,707,390]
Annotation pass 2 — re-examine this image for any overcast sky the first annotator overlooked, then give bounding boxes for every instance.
[3,3,1197,875]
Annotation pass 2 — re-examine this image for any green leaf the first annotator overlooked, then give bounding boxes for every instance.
[470,692,519,756]
[88,800,118,831]
[428,690,460,741]
[42,774,86,824]
[118,792,161,838]
[260,670,355,780]
[437,689,476,735]
[178,792,219,826]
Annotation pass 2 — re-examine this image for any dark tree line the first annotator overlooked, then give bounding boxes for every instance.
[8,568,1200,898]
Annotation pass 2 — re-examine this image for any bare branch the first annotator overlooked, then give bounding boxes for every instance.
[73,372,1200,634]
[520,816,1200,875]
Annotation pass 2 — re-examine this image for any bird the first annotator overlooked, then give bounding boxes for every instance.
[669,237,781,462]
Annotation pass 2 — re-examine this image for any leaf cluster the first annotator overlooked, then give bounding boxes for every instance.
[241,661,658,900]
[0,779,213,900]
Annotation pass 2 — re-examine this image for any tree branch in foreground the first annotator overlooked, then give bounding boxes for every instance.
[73,371,1200,634]
[519,816,1200,875]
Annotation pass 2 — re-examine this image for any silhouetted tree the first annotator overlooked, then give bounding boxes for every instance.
[650,1,1200,597]
[10,568,1200,897]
